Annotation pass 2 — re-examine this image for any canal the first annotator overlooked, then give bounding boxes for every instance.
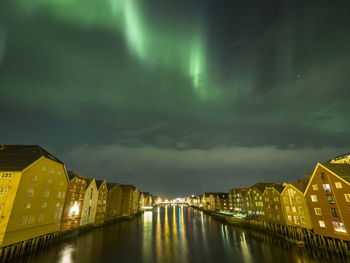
[12,206,349,263]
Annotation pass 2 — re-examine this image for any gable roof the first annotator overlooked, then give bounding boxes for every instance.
[67,170,84,181]
[0,145,64,171]
[106,182,122,191]
[328,153,350,163]
[84,178,94,187]
[95,179,105,189]
[321,163,350,183]
[120,184,136,192]
[250,182,275,193]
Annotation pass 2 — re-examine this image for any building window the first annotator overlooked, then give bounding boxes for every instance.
[296,197,301,203]
[41,202,47,208]
[294,216,300,224]
[331,208,339,217]
[323,184,331,193]
[59,181,64,186]
[274,197,279,202]
[292,207,296,213]
[332,222,346,233]
[38,214,45,222]
[19,215,28,225]
[314,208,322,215]
[312,184,318,190]
[0,186,9,197]
[327,195,335,204]
[284,197,288,203]
[319,220,326,228]
[57,192,61,198]
[285,206,290,212]
[0,172,13,178]
[288,215,292,221]
[291,197,296,204]
[345,194,350,202]
[47,178,53,184]
[300,217,306,223]
[311,195,318,202]
[28,215,35,224]
[298,207,303,213]
[30,175,38,181]
[42,166,47,172]
[44,190,50,198]
[24,202,31,209]
[50,169,54,174]
[335,182,342,189]
[26,188,34,197]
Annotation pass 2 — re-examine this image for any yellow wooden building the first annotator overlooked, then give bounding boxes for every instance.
[80,178,98,226]
[0,145,69,247]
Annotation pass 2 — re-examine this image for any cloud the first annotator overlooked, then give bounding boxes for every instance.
[63,143,349,197]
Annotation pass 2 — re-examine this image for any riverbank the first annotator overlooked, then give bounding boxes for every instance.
[0,212,143,263]
[196,207,350,258]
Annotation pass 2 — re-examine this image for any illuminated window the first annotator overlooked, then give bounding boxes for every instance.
[42,166,46,172]
[288,215,292,221]
[26,188,34,197]
[327,195,335,204]
[47,178,53,184]
[296,197,301,203]
[345,194,350,202]
[323,184,331,193]
[292,207,296,213]
[314,208,322,215]
[312,184,318,190]
[288,189,294,196]
[331,208,339,217]
[275,205,278,210]
[335,182,342,189]
[319,220,326,228]
[24,202,31,209]
[41,202,47,208]
[311,195,318,202]
[332,222,346,233]
[274,197,279,202]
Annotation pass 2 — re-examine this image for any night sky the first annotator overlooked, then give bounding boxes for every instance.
[1,0,350,198]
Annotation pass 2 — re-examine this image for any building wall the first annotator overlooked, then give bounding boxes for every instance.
[246,187,265,220]
[263,188,285,225]
[95,181,107,226]
[229,189,247,213]
[80,180,98,226]
[0,171,22,246]
[281,184,312,229]
[2,157,68,247]
[106,184,123,221]
[61,177,86,231]
[121,190,132,217]
[305,164,350,240]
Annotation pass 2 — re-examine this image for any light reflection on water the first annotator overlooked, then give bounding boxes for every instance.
[10,206,350,263]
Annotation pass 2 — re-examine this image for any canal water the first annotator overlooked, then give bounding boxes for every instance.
[12,206,349,263]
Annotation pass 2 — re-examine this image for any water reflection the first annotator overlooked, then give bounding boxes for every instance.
[11,206,350,263]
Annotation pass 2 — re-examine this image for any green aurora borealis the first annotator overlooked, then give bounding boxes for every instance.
[0,0,350,197]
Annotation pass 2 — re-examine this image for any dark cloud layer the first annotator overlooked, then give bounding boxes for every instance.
[1,0,350,197]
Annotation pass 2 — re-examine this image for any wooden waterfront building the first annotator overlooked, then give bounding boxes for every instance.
[61,171,86,231]
[281,182,312,229]
[305,162,350,241]
[229,188,247,213]
[80,178,98,226]
[120,185,139,217]
[105,183,123,222]
[95,179,107,226]
[0,145,69,247]
[263,184,285,224]
[245,183,274,219]
[209,193,230,212]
